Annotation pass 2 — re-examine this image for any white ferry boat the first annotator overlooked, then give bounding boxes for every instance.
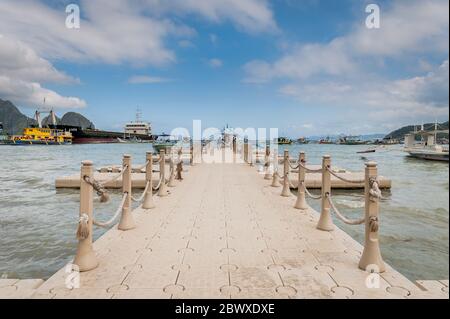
[404,123,449,162]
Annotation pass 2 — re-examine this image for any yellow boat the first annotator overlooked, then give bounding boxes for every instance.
[10,127,73,145]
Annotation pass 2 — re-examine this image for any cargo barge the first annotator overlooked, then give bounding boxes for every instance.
[51,125,156,144]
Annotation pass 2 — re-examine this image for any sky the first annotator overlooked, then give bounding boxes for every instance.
[0,0,448,137]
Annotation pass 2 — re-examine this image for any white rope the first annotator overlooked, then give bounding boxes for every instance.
[326,193,365,225]
[131,180,150,202]
[165,164,175,185]
[369,178,383,200]
[93,193,128,228]
[298,162,322,173]
[99,165,129,187]
[302,182,322,200]
[135,160,150,171]
[289,161,300,170]
[152,175,163,190]
[326,167,365,184]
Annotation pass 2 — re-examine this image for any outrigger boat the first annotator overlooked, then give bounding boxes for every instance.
[338,135,369,145]
[403,123,449,162]
[275,137,293,145]
[318,136,334,144]
[152,133,179,153]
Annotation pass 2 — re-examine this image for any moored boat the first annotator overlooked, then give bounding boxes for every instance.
[153,134,179,153]
[8,127,73,145]
[275,137,293,145]
[403,123,449,162]
[338,136,368,145]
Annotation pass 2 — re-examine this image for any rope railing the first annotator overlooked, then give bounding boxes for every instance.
[131,180,150,202]
[297,161,322,173]
[326,166,365,184]
[259,150,386,273]
[98,165,128,187]
[289,161,300,170]
[93,193,128,228]
[73,149,186,272]
[153,175,164,191]
[303,182,322,200]
[326,193,365,225]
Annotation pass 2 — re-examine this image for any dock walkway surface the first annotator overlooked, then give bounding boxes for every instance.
[3,156,448,299]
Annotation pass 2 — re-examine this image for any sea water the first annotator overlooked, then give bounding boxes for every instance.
[0,143,448,281]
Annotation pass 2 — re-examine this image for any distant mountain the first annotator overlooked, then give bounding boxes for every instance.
[384,121,449,140]
[41,114,61,127]
[307,133,385,141]
[0,98,95,134]
[61,112,95,129]
[0,99,36,135]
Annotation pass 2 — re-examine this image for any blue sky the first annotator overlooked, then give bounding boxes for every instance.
[0,0,448,136]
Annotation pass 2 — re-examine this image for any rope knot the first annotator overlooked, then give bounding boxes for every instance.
[369,216,379,232]
[76,213,90,240]
[369,177,382,201]
[83,175,110,203]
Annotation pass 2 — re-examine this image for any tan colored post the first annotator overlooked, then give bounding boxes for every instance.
[271,150,280,187]
[73,160,98,271]
[118,154,135,230]
[142,151,155,209]
[294,152,308,210]
[190,143,194,166]
[317,155,334,231]
[244,141,248,163]
[281,149,291,197]
[359,162,385,272]
[264,145,272,180]
[168,155,176,187]
[249,144,254,167]
[158,150,168,196]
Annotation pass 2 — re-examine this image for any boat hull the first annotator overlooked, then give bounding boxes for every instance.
[3,140,72,145]
[407,152,449,161]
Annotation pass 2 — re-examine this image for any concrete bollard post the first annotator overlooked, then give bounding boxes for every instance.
[271,151,280,187]
[317,155,334,231]
[158,150,169,196]
[142,151,155,209]
[249,144,254,167]
[190,143,194,166]
[281,150,291,197]
[73,160,99,272]
[294,152,308,210]
[359,162,386,272]
[168,156,176,187]
[244,141,248,163]
[264,145,272,180]
[118,154,136,230]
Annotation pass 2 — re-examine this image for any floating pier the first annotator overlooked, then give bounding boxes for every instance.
[1,143,446,299]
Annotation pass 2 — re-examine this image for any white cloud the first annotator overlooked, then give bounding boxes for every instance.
[144,0,278,34]
[0,36,85,109]
[0,76,86,109]
[128,75,172,84]
[0,36,77,84]
[244,39,356,82]
[0,0,276,66]
[208,58,223,68]
[0,0,192,65]
[279,60,449,123]
[243,0,449,131]
[244,0,449,82]
[178,40,195,48]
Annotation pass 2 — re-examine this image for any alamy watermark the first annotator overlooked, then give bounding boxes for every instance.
[65,4,80,29]
[365,264,381,289]
[65,263,80,289]
[366,4,381,29]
